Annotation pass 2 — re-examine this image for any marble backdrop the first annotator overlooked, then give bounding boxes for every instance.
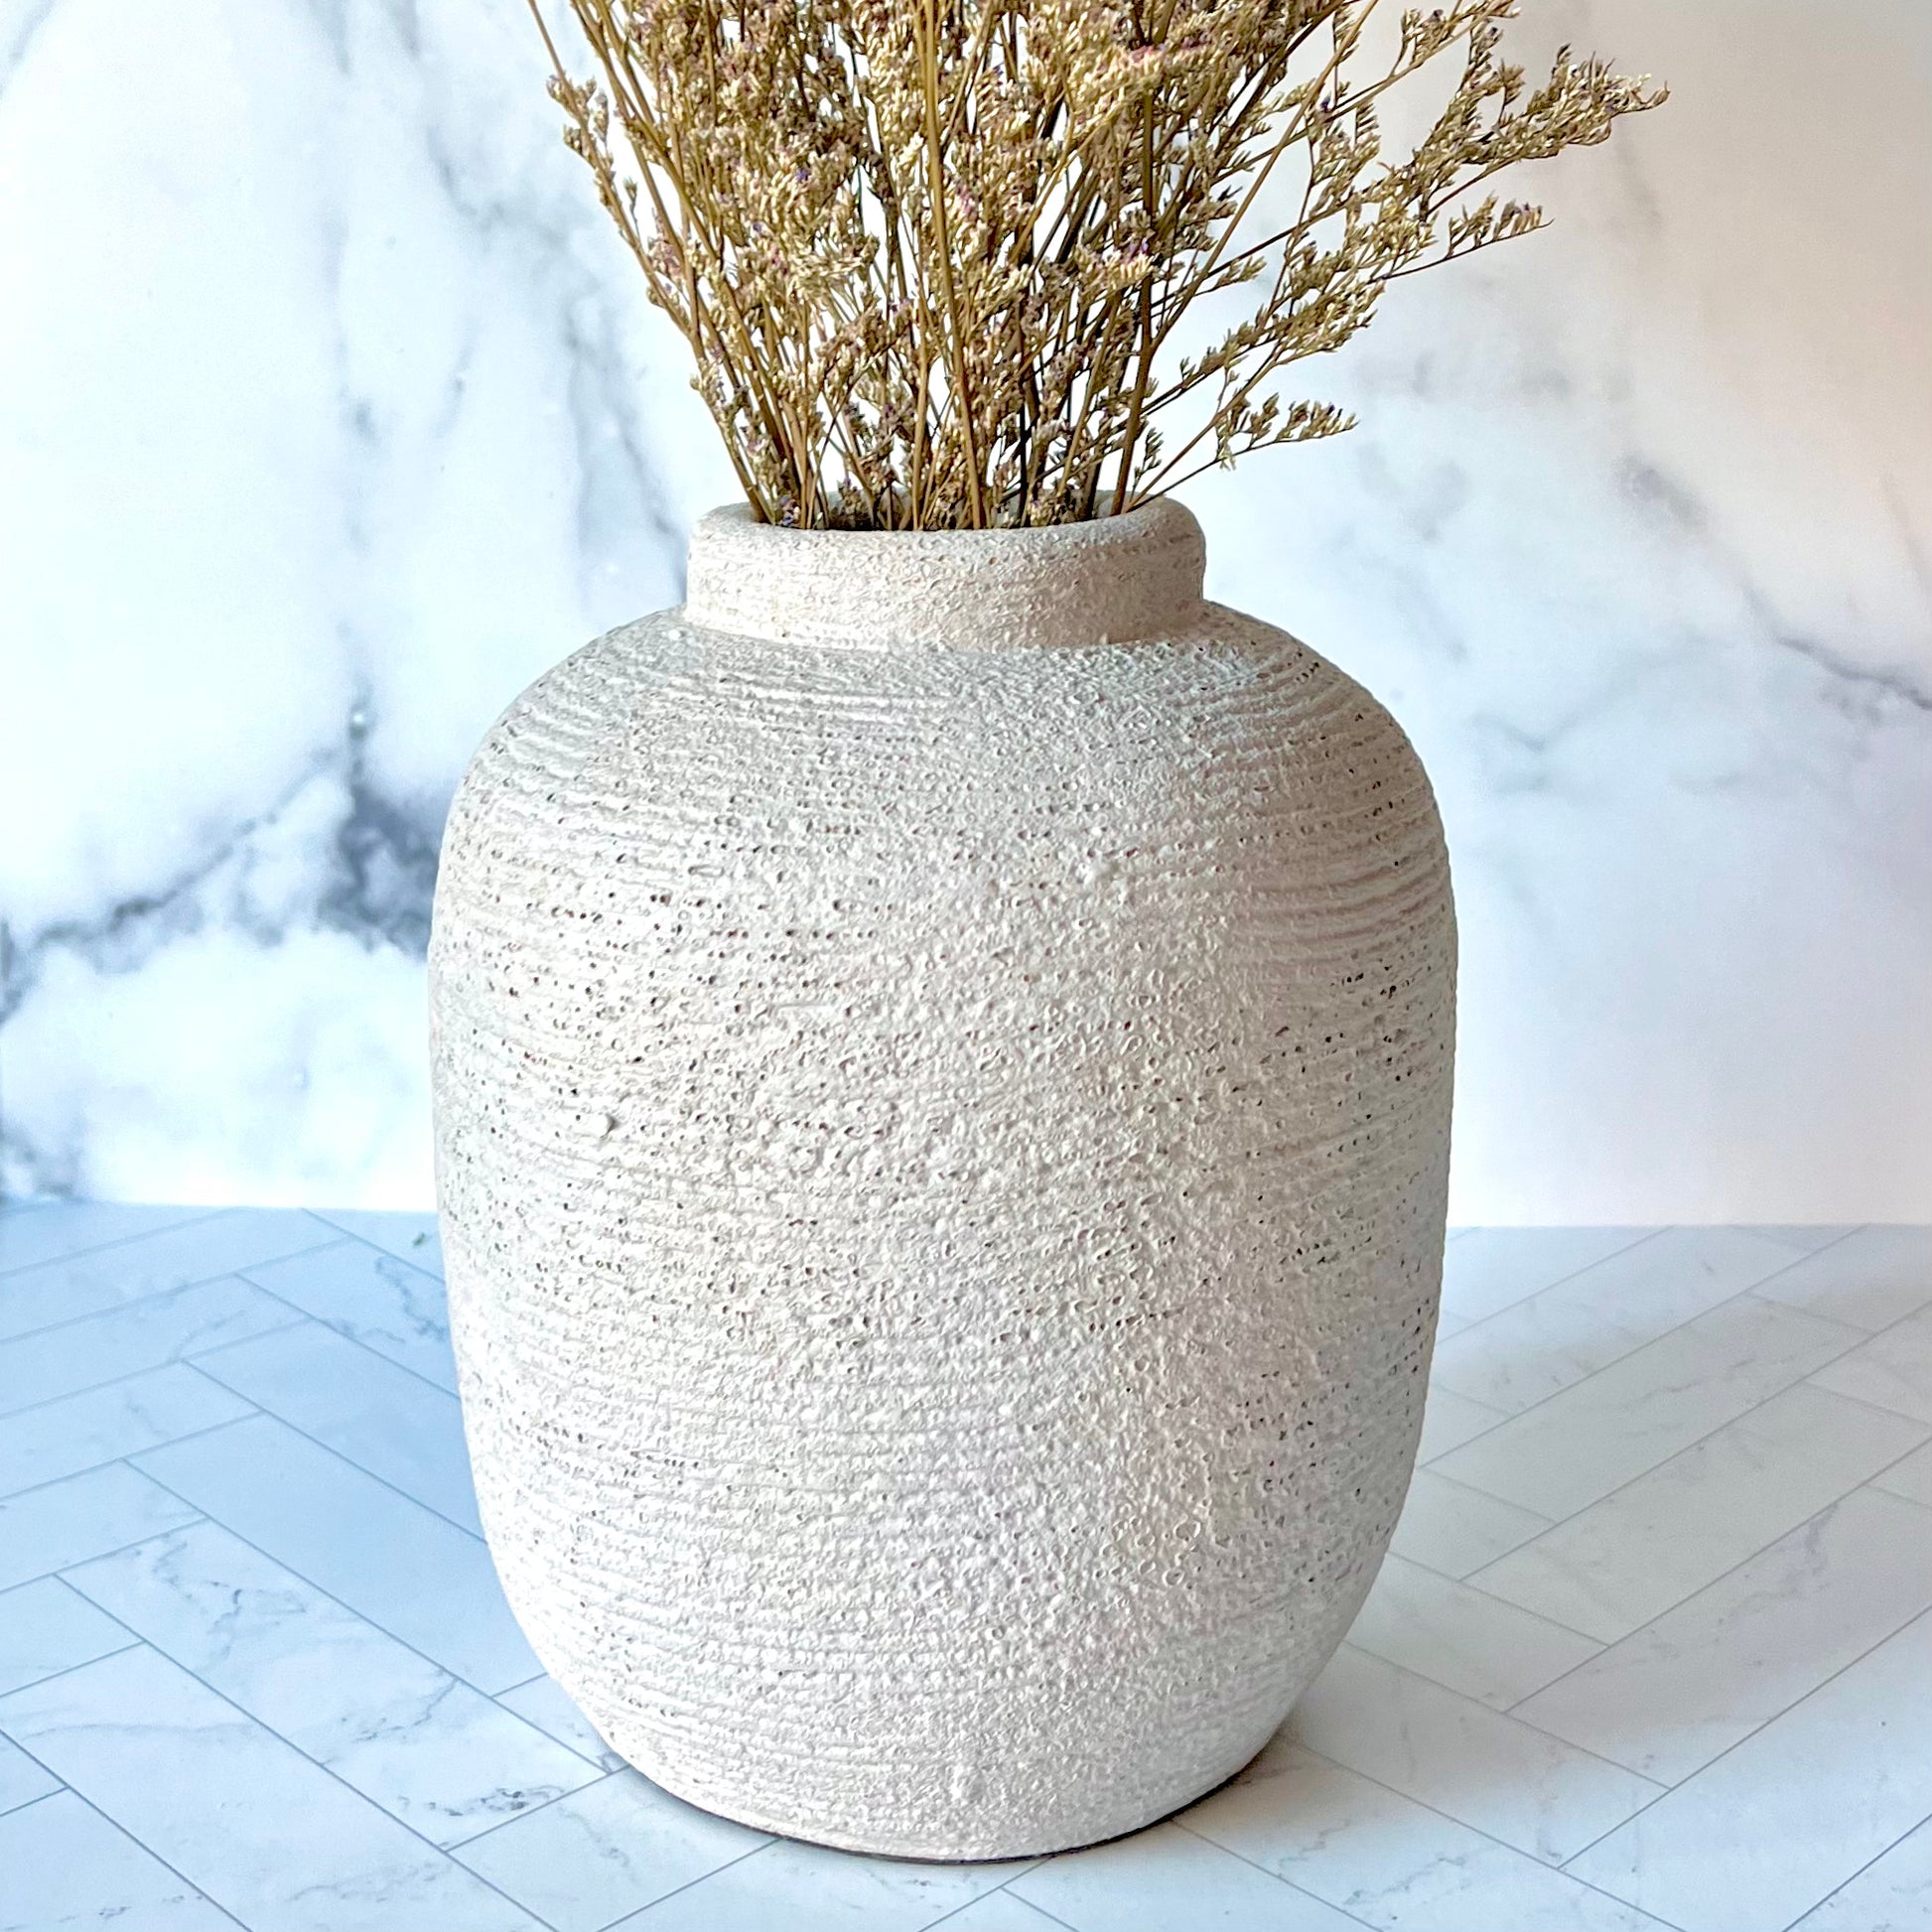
[2,0,1927,1221]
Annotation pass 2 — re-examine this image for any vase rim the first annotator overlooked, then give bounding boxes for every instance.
[681,493,1206,650]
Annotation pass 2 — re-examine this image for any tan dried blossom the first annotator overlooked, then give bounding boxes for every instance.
[529,0,1664,528]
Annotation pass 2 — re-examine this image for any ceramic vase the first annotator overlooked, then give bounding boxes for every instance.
[428,495,1455,1860]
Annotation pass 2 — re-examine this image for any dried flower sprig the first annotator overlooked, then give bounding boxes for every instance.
[530,0,1663,528]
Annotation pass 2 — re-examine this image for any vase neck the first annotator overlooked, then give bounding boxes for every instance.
[680,497,1205,649]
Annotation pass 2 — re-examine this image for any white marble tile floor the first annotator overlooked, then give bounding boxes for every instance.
[1,1204,1929,1932]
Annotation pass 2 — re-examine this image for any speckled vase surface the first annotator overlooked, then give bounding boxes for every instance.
[428,496,1456,1861]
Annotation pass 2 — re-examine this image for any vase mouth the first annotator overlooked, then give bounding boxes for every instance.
[681,494,1206,649]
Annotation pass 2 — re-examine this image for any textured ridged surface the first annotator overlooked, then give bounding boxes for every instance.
[427,498,1456,1860]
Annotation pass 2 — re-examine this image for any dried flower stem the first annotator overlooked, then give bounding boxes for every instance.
[531,0,1662,528]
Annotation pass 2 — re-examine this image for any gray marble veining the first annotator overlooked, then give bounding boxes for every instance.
[0,0,1924,1223]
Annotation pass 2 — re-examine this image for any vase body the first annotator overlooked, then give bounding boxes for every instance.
[428,497,1455,1861]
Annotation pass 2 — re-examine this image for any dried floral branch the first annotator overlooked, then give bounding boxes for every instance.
[527,0,1663,528]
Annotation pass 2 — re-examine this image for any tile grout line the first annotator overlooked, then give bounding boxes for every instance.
[1554,1601,1932,1889]
[222,1269,466,1401]
[21,1461,622,1884]
[999,1884,1082,1932]
[0,1400,272,1509]
[1451,1281,1932,1562]
[0,1639,146,1704]
[0,1353,260,1432]
[1417,1397,1510,1466]
[1446,1223,1867,1347]
[1459,1338,1928,1562]
[0,1783,63,1825]
[1378,1539,1537,1591]
[1,1513,219,1597]
[1426,1225,1879,1464]
[1161,1817,1386,1932]
[5,1570,159,1675]
[1370,1551,1613,1650]
[0,1624,578,1932]
[0,1239,351,1349]
[1811,1379,1932,1439]
[0,1782,255,1931]
[0,1204,241,1282]
[443,1759,625,1851]
[1861,1447,1932,1505]
[1380,1544,1543,1593]
[303,1209,444,1273]
[915,1873,1079,1931]
[184,1350,483,1541]
[1798,1373,1932,1432]
[1771,1807,1932,1932]
[0,1308,313,1429]
[1174,1738,1698,1932]
[589,1835,780,1932]
[87,1461,549,1710]
[1385,1508,1554,1589]
[132,1377,491,1547]
[1431,1281,1902,1537]
[494,1670,553,1697]
[1781,1261,1932,1355]
[1496,1464,1932,1736]
[1439,1223,1788,1346]
[1407,1463,1557,1525]
[1783,1260,1932,1450]
[1437,1225,1674,1331]
[1499,1483,1932,1769]
[1327,1641,1674,1797]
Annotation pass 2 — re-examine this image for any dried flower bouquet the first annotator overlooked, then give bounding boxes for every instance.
[530,0,1662,529]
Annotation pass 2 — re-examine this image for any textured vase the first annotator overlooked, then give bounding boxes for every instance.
[428,496,1455,1861]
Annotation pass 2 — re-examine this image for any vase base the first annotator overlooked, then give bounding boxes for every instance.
[595,1721,1283,1864]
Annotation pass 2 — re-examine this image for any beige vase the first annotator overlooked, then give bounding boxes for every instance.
[428,496,1456,1861]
